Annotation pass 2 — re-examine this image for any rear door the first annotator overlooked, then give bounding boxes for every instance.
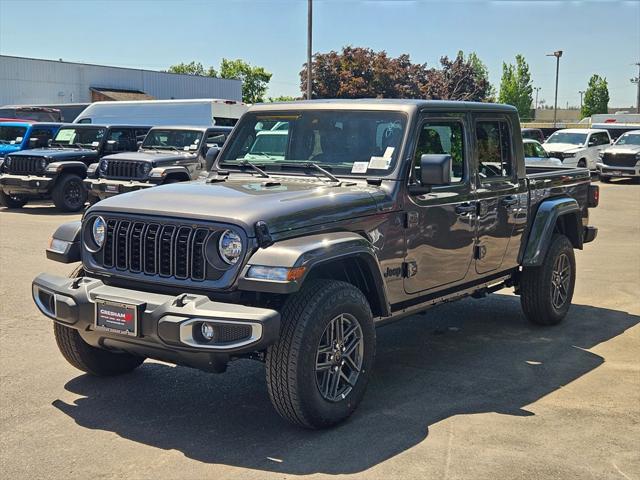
[403,113,477,294]
[473,114,527,274]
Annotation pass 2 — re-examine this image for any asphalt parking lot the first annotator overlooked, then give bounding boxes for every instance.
[0,179,638,480]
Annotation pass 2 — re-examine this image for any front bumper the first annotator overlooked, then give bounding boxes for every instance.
[0,174,53,194]
[32,273,281,371]
[84,178,158,199]
[596,163,640,178]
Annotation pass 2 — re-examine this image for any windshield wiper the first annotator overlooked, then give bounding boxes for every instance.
[280,162,340,183]
[240,159,270,178]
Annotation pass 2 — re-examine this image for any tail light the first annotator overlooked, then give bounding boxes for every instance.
[588,184,599,208]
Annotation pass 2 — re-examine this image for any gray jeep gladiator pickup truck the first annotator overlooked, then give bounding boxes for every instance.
[0,124,150,211]
[32,100,599,429]
[84,126,232,202]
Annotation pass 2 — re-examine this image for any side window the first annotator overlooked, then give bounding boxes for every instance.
[107,129,134,151]
[595,132,610,145]
[414,121,465,183]
[29,128,55,148]
[206,133,227,147]
[476,120,513,180]
[523,142,536,157]
[534,143,548,158]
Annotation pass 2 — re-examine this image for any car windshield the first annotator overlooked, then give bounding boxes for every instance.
[142,129,203,150]
[546,132,587,145]
[0,126,27,145]
[217,110,407,176]
[53,127,106,148]
[614,133,640,146]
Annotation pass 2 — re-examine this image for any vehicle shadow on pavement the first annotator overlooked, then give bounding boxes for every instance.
[0,205,83,216]
[52,294,639,475]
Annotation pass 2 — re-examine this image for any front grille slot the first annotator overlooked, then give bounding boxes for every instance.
[104,160,145,179]
[98,219,217,282]
[6,156,45,175]
[602,153,638,168]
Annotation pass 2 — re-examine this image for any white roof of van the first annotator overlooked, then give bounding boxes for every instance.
[554,128,608,134]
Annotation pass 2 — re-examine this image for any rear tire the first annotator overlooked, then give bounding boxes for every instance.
[53,323,144,376]
[52,174,87,212]
[520,234,576,326]
[577,159,587,168]
[265,279,375,429]
[0,190,27,208]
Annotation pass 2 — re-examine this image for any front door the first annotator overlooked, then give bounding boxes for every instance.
[404,114,477,295]
[473,115,525,274]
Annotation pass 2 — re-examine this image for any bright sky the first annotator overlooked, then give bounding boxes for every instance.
[1,0,638,107]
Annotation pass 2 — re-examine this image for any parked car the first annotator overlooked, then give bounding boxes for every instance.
[523,138,562,167]
[0,121,61,159]
[0,124,149,211]
[596,129,640,182]
[74,99,247,127]
[84,126,232,202]
[0,105,62,122]
[33,100,599,429]
[521,127,545,143]
[543,128,611,170]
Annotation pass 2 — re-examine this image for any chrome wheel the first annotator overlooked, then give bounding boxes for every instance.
[315,313,364,402]
[551,253,571,310]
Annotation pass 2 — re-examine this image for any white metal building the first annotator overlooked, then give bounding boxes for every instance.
[0,55,242,105]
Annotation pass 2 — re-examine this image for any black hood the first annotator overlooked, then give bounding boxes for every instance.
[104,150,197,164]
[9,147,98,162]
[88,176,387,235]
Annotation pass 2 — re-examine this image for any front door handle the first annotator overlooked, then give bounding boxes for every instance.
[455,203,477,215]
[501,196,518,207]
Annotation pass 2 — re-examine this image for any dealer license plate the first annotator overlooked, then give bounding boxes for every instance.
[105,184,119,193]
[95,299,138,336]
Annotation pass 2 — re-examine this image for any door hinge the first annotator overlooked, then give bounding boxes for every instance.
[402,261,418,278]
[405,211,419,228]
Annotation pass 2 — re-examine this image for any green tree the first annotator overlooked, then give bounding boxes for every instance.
[581,75,609,118]
[464,51,495,100]
[219,59,272,104]
[267,95,298,102]
[498,54,533,120]
[167,61,217,77]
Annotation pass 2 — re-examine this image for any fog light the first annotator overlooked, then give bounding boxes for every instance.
[201,323,215,341]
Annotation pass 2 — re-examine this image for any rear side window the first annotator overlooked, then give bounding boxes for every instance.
[590,132,610,146]
[414,121,465,183]
[476,120,513,180]
[107,129,135,151]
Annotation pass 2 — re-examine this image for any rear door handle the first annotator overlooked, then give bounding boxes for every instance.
[455,203,477,215]
[501,196,518,207]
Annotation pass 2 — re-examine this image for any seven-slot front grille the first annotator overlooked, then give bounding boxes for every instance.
[602,152,638,168]
[6,156,45,175]
[103,160,146,179]
[101,219,211,281]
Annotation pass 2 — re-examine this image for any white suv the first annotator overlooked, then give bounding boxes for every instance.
[543,128,611,170]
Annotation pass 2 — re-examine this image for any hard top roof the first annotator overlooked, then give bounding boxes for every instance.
[147,125,233,132]
[249,99,517,114]
[59,123,151,129]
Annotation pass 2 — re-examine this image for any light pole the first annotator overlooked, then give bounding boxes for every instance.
[579,90,585,111]
[306,0,313,100]
[534,87,542,110]
[546,50,563,126]
[632,62,640,114]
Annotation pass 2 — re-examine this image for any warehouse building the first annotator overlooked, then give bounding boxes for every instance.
[0,55,242,106]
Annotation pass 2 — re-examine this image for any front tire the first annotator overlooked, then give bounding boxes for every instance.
[520,234,576,325]
[266,279,375,429]
[0,190,27,208]
[52,174,87,212]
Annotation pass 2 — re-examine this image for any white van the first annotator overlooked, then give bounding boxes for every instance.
[74,99,247,127]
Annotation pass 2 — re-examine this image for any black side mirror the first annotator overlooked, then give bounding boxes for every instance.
[104,139,117,152]
[47,139,53,147]
[419,154,452,186]
[205,146,221,171]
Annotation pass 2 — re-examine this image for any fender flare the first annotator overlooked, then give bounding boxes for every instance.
[153,165,191,182]
[239,232,390,316]
[522,197,580,266]
[48,161,89,180]
[46,220,82,263]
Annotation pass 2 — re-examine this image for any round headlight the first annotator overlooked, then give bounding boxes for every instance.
[92,216,106,248]
[39,158,47,170]
[99,159,108,174]
[140,163,152,176]
[5,157,12,166]
[218,230,242,265]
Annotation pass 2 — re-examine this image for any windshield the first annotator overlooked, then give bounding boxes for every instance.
[142,129,203,150]
[614,133,640,146]
[53,127,106,148]
[546,132,587,145]
[218,110,407,176]
[0,126,27,145]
